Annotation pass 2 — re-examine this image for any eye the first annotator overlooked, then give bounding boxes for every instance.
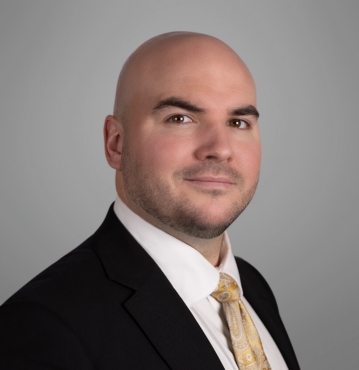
[228,118,249,129]
[168,114,192,124]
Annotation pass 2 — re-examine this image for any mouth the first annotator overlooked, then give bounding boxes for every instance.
[184,176,234,190]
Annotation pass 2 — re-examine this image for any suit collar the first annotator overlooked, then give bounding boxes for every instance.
[92,203,157,290]
[93,204,225,370]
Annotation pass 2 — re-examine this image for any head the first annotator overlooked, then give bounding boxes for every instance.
[104,32,261,241]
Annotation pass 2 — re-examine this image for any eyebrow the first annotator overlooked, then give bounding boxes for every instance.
[152,96,259,118]
[153,97,205,113]
[231,105,260,119]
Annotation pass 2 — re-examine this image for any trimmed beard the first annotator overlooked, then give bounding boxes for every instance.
[121,141,258,239]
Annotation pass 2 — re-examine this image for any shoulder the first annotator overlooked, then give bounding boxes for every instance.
[1,220,135,312]
[2,204,133,309]
[0,229,135,367]
[3,236,104,306]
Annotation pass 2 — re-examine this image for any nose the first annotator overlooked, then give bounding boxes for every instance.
[194,123,233,162]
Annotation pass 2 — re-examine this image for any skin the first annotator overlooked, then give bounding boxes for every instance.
[104,32,261,266]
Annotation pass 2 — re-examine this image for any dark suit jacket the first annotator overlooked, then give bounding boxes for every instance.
[0,205,300,369]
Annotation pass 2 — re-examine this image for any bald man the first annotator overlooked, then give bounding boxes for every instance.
[0,33,300,369]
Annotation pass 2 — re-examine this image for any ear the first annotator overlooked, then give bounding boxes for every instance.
[104,115,124,171]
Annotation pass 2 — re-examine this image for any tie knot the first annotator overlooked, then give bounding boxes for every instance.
[211,272,240,303]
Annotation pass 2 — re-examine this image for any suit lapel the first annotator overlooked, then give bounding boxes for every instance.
[125,268,224,370]
[93,205,224,370]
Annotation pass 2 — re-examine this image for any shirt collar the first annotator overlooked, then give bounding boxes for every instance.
[217,233,243,297]
[114,196,243,306]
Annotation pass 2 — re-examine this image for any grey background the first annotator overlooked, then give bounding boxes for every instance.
[1,1,358,368]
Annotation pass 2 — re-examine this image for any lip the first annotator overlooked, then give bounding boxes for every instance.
[185,176,234,189]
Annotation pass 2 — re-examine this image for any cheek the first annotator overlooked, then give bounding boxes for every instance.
[136,135,190,173]
[234,142,261,178]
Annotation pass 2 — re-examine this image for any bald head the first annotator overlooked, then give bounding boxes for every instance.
[114,32,255,122]
[104,31,261,254]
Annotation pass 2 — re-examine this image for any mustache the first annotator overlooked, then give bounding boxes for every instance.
[174,162,244,184]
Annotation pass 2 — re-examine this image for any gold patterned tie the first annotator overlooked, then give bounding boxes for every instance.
[211,272,271,370]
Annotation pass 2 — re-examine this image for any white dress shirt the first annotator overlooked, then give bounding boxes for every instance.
[114,196,288,370]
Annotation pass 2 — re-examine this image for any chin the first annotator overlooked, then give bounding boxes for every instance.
[175,218,233,239]
[166,206,244,240]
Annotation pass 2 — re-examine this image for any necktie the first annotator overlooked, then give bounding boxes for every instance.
[211,272,271,370]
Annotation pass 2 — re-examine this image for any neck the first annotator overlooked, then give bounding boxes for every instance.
[159,226,224,267]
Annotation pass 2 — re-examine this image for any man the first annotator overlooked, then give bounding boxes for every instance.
[0,32,300,369]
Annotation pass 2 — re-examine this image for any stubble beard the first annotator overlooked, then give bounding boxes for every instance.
[121,145,258,239]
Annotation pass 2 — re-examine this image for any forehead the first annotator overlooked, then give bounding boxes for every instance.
[126,38,256,114]
[150,63,254,110]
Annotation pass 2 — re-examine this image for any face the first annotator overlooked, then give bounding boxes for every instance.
[119,41,261,239]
